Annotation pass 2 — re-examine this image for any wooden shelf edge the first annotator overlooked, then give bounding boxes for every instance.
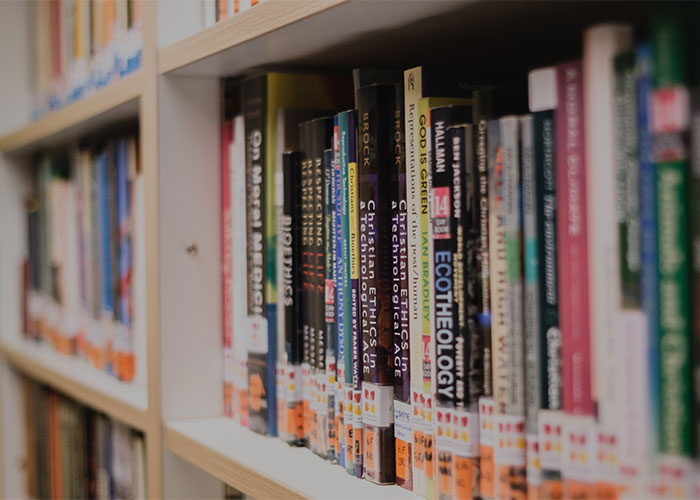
[0,70,144,154]
[158,0,348,75]
[0,340,150,432]
[165,421,308,500]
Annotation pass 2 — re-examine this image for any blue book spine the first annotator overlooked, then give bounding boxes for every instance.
[99,152,113,320]
[637,43,659,455]
[334,114,346,467]
[116,141,131,327]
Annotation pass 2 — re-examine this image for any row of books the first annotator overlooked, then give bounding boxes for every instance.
[24,136,144,383]
[22,377,146,500]
[220,7,700,500]
[33,0,142,118]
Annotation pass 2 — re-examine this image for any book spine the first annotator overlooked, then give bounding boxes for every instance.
[282,151,303,445]
[532,110,561,413]
[615,52,642,309]
[300,120,313,444]
[417,96,436,499]
[232,114,249,428]
[449,124,481,500]
[243,76,269,436]
[475,116,492,399]
[690,57,700,467]
[312,119,331,456]
[555,61,592,415]
[324,146,337,462]
[652,5,693,457]
[347,108,364,478]
[391,83,412,490]
[522,113,541,432]
[583,30,633,490]
[339,110,355,473]
[334,116,346,466]
[221,118,234,417]
[487,119,507,416]
[636,42,660,460]
[357,84,396,485]
[498,116,527,498]
[404,66,427,495]
[502,116,525,417]
[429,106,456,500]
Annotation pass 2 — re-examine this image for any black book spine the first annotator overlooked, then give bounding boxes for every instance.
[474,110,492,398]
[312,118,333,376]
[243,75,268,435]
[357,84,396,484]
[429,106,468,500]
[311,117,332,457]
[533,110,561,411]
[391,83,413,489]
[347,108,365,478]
[462,125,482,407]
[282,152,302,365]
[392,84,410,403]
[299,120,313,445]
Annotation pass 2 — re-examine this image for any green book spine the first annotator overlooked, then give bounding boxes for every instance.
[652,3,695,457]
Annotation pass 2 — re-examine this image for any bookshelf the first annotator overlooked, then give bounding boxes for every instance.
[166,418,422,500]
[0,339,148,430]
[0,1,674,499]
[0,70,143,156]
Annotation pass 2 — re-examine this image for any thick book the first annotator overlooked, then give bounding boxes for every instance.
[242,73,351,437]
[357,84,397,484]
[583,28,633,491]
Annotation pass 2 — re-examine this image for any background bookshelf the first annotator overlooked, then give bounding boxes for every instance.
[0,0,683,499]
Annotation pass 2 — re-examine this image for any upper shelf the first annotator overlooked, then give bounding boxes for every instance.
[158,0,473,77]
[1,338,149,431]
[0,70,143,156]
[157,0,651,79]
[165,417,421,500]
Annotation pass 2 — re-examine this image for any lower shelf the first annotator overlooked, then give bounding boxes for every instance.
[165,417,421,500]
[0,337,149,431]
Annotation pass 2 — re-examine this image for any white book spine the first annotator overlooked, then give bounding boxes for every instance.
[582,24,633,452]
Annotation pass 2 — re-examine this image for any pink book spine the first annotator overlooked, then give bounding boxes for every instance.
[555,61,593,415]
[221,120,234,417]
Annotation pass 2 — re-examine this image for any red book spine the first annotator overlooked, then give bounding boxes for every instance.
[555,61,593,415]
[221,120,234,417]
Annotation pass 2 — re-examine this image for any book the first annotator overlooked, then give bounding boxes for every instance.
[242,73,350,437]
[357,84,396,484]
[527,66,562,497]
[390,82,412,490]
[428,103,470,500]
[651,3,694,460]
[583,25,633,495]
[447,123,481,500]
